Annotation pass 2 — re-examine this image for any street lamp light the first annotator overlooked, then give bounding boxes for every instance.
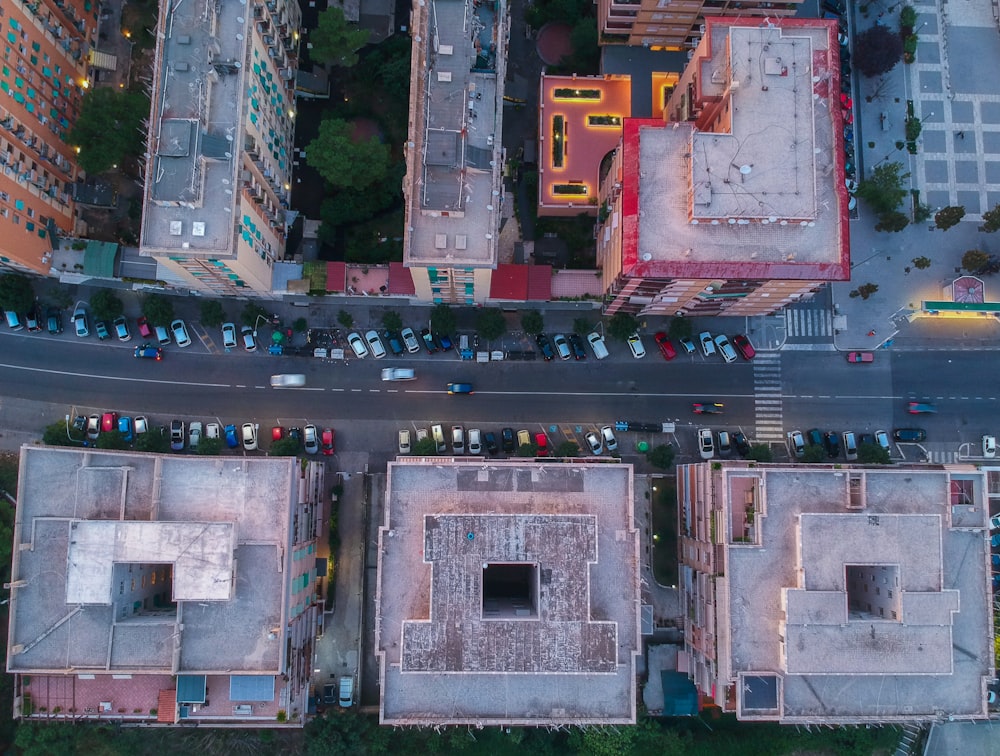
[252,313,271,339]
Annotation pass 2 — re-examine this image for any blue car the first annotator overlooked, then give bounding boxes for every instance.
[447,382,474,395]
[118,416,134,443]
[224,424,239,449]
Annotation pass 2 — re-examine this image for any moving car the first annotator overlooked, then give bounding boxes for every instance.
[627,333,646,359]
[72,306,89,337]
[118,416,134,443]
[692,402,724,414]
[789,430,806,459]
[46,307,63,335]
[347,332,368,358]
[303,424,319,455]
[601,425,618,452]
[241,325,257,352]
[398,429,411,454]
[501,427,515,453]
[447,382,474,394]
[846,351,874,363]
[242,423,258,451]
[224,424,239,448]
[365,330,387,359]
[171,319,191,348]
[170,420,185,451]
[984,435,997,458]
[420,328,438,353]
[137,316,153,339]
[535,333,555,361]
[653,332,676,360]
[189,421,202,450]
[698,331,716,357]
[714,334,738,363]
[270,373,306,388]
[586,331,609,360]
[113,316,131,342]
[552,333,572,360]
[401,327,421,354]
[732,334,756,360]
[907,402,937,414]
[221,322,238,349]
[321,428,336,455]
[585,431,603,455]
[134,344,163,360]
[381,368,415,381]
[698,428,715,459]
[95,320,111,340]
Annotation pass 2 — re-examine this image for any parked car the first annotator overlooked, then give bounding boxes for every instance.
[171,319,191,347]
[627,333,646,359]
[552,333,572,360]
[586,331,609,360]
[698,429,715,459]
[732,334,756,360]
[385,331,404,356]
[714,334,737,363]
[189,421,203,450]
[347,332,368,358]
[242,423,258,451]
[420,328,438,353]
[468,428,482,455]
[134,416,149,436]
[101,412,118,433]
[118,416,134,443]
[568,333,588,360]
[447,382,474,394]
[501,427,515,453]
[221,322,238,349]
[46,307,63,335]
[86,414,100,441]
[452,425,465,454]
[984,435,997,458]
[516,429,532,449]
[381,368,415,381]
[907,402,937,414]
[170,420,185,451]
[717,431,732,455]
[25,310,40,332]
[224,424,239,448]
[679,337,696,355]
[698,331,716,357]
[321,428,335,455]
[431,424,447,453]
[72,306,89,337]
[653,332,677,360]
[401,327,421,353]
[601,425,618,452]
[823,431,841,458]
[846,351,874,363]
[134,344,163,360]
[96,320,113,340]
[585,431,603,455]
[435,333,453,351]
[365,330,386,359]
[137,316,153,339]
[398,429,411,454]
[272,426,286,442]
[842,430,858,461]
[113,316,131,342]
[303,424,319,455]
[535,333,555,361]
[206,422,220,440]
[732,431,751,457]
[534,432,549,456]
[789,430,806,459]
[484,432,499,455]
[875,430,890,452]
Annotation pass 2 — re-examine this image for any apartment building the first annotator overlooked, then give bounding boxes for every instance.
[138,0,300,294]
[677,460,996,723]
[0,0,96,274]
[596,18,850,317]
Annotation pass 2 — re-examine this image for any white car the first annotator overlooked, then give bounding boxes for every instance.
[206,422,220,440]
[452,425,465,454]
[468,428,482,455]
[600,425,618,452]
[365,330,386,359]
[241,423,258,451]
[113,316,131,342]
[398,429,411,454]
[698,331,716,357]
[134,416,149,435]
[714,334,737,363]
[627,333,646,359]
[241,325,257,352]
[381,368,415,381]
[221,322,238,349]
[984,435,997,458]
[303,424,319,455]
[188,421,203,450]
[73,307,89,337]
[552,334,572,360]
[171,319,191,348]
[875,430,890,453]
[992,514,1000,531]
[347,332,368,358]
[401,327,421,354]
[585,431,603,455]
[270,373,306,388]
[586,331,609,360]
[698,428,715,459]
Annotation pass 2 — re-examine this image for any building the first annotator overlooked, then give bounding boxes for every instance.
[375,459,641,725]
[0,0,97,274]
[401,0,508,304]
[138,0,300,294]
[677,460,996,723]
[537,74,631,217]
[7,447,325,726]
[597,0,804,50]
[596,18,850,317]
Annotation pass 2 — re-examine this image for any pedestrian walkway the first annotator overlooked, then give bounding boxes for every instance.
[784,302,834,342]
[926,449,960,464]
[752,352,784,442]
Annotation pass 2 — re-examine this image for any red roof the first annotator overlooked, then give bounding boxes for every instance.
[526,264,552,301]
[325,262,346,293]
[489,264,552,301]
[388,263,416,295]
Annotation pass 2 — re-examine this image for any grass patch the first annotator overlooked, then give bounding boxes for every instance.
[651,479,678,586]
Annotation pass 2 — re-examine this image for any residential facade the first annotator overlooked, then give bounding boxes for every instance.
[596,18,850,317]
[7,447,325,726]
[138,0,300,294]
[0,0,96,274]
[401,0,509,304]
[678,460,996,723]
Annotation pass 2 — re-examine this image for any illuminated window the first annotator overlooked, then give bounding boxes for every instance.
[552,88,601,101]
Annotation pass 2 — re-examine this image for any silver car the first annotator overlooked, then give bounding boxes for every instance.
[221,322,238,349]
[698,428,715,459]
[401,327,421,354]
[303,424,319,455]
[347,332,368,358]
[171,319,191,348]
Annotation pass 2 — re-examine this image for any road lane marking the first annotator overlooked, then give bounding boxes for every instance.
[0,362,231,387]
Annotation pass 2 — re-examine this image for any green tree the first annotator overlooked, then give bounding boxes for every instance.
[912,256,932,269]
[856,161,909,215]
[607,311,639,341]
[476,308,506,341]
[0,451,18,498]
[241,301,270,328]
[853,25,904,78]
[306,118,390,191]
[196,438,223,456]
[0,273,35,313]
[89,289,124,322]
[747,443,773,462]
[430,304,456,335]
[381,310,403,332]
[66,88,149,174]
[516,443,537,457]
[647,444,676,470]
[573,316,593,336]
[521,309,544,335]
[667,316,693,340]
[199,299,226,328]
[293,317,308,333]
[15,721,78,756]
[934,205,965,230]
[982,204,1000,232]
[337,310,355,328]
[141,294,174,327]
[556,441,580,457]
[858,443,891,464]
[412,437,438,456]
[875,210,910,233]
[42,422,79,447]
[849,283,879,300]
[803,445,826,463]
[560,16,599,73]
[135,430,170,453]
[305,710,390,756]
[317,164,402,231]
[270,437,301,457]
[310,7,370,67]
[95,430,129,450]
[963,249,991,273]
[356,36,412,101]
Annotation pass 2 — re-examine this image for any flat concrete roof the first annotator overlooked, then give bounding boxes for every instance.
[7,447,296,676]
[719,465,993,722]
[376,460,641,725]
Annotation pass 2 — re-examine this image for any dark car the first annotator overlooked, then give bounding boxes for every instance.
[170,420,185,451]
[732,432,751,457]
[568,333,587,360]
[692,402,724,414]
[436,333,453,351]
[732,334,756,360]
[25,310,41,332]
[535,333,555,361]
[133,344,163,360]
[654,332,677,360]
[323,684,336,706]
[907,402,937,414]
[823,431,841,458]
[385,331,404,356]
[46,307,62,335]
[484,432,499,455]
[893,428,927,442]
[501,427,515,453]
[807,428,824,447]
[420,328,438,353]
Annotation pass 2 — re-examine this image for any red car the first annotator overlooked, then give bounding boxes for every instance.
[534,433,549,456]
[101,412,118,433]
[653,332,677,361]
[321,428,336,455]
[137,316,153,339]
[732,334,756,360]
[846,351,874,363]
[272,426,286,442]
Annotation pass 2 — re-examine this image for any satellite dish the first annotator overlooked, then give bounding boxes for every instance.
[739,164,752,175]
[641,253,652,261]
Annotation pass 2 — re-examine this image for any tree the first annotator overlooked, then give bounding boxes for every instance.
[270,437,301,457]
[668,316,693,340]
[199,300,226,328]
[607,311,639,341]
[241,301,270,328]
[430,304,456,335]
[141,294,174,327]
[856,161,909,215]
[982,204,1000,232]
[412,437,438,456]
[647,444,676,470]
[516,443,537,457]
[963,249,991,273]
[476,308,507,341]
[89,289,123,322]
[849,282,879,300]
[337,310,354,328]
[135,430,170,453]
[293,317,308,333]
[858,443,891,464]
[521,309,544,335]
[912,256,932,269]
[381,310,403,332]
[747,443,773,462]
[556,441,580,457]
[875,210,910,233]
[802,445,826,463]
[306,118,390,191]
[573,317,593,336]
[853,25,904,78]
[95,430,129,450]
[934,205,965,230]
[196,438,223,456]
[0,273,34,313]
[42,422,80,447]
[66,88,149,174]
[309,7,370,67]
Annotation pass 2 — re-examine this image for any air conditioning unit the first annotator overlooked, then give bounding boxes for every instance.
[699,24,706,34]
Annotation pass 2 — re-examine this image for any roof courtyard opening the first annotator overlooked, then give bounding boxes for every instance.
[846,564,902,622]
[482,562,538,619]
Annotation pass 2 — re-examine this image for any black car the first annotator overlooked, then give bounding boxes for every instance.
[288,427,302,449]
[501,427,515,453]
[420,328,438,353]
[806,428,823,447]
[25,309,41,332]
[732,432,751,458]
[859,433,876,447]
[535,333,555,361]
[46,307,62,335]
[323,684,336,705]
[893,428,927,442]
[484,432,499,455]
[385,331,404,356]
[568,333,587,360]
[823,431,841,458]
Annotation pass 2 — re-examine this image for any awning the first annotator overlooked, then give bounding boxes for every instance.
[88,49,118,71]
[83,240,119,278]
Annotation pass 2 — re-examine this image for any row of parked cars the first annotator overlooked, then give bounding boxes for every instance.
[532,330,756,362]
[398,425,620,456]
[345,328,465,359]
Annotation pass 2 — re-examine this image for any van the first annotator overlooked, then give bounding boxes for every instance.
[4,310,23,331]
[451,425,465,454]
[459,334,473,360]
[431,424,447,453]
[155,325,171,346]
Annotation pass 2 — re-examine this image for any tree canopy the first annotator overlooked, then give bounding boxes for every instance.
[67,88,149,175]
[199,300,226,328]
[310,8,370,67]
[89,289,124,322]
[141,294,174,327]
[306,118,391,191]
[854,25,904,78]
[647,444,676,469]
[476,308,506,341]
[856,161,909,215]
[607,312,639,341]
[934,205,965,231]
[0,273,35,313]
[430,304,456,335]
[381,310,403,332]
[521,309,544,335]
[962,249,991,274]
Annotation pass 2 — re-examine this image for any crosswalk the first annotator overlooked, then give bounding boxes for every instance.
[753,353,784,442]
[926,450,960,464]
[784,306,834,340]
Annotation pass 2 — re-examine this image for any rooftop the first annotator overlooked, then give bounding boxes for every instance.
[376,460,640,725]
